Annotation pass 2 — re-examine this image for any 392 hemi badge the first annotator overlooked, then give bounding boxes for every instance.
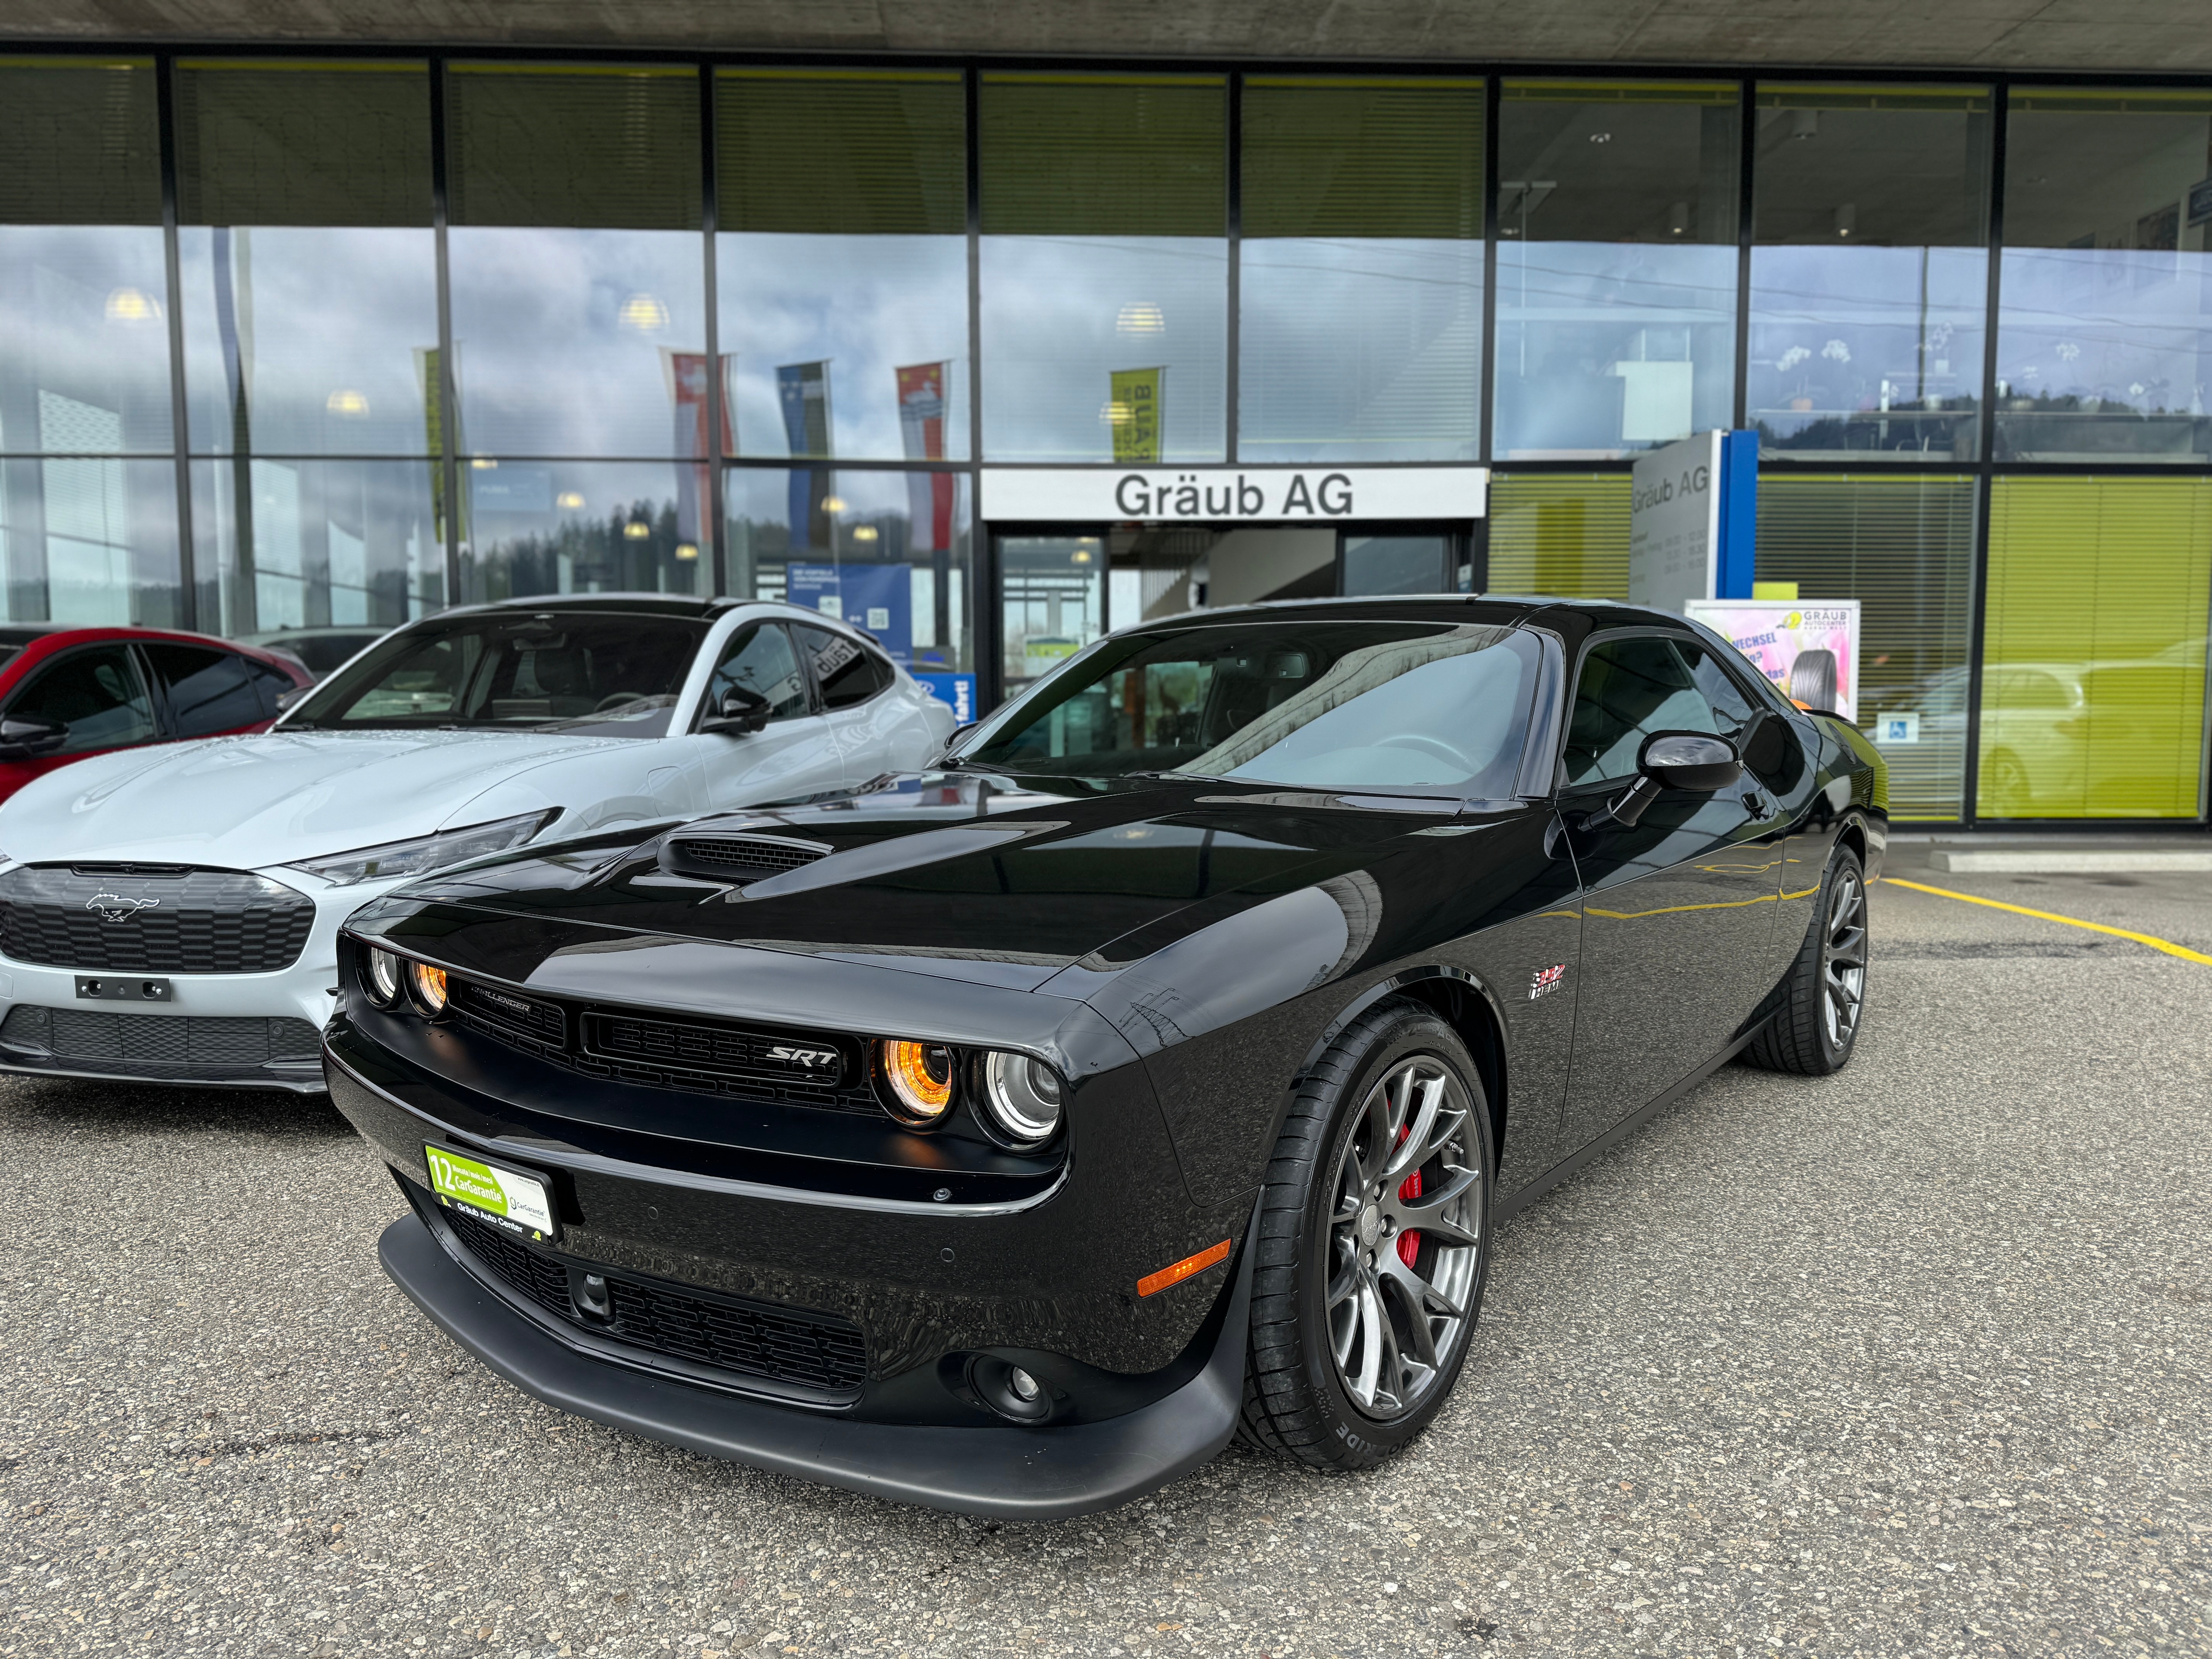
[1529,963,1567,1001]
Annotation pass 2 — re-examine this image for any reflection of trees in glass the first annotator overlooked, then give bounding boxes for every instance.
[471,500,697,601]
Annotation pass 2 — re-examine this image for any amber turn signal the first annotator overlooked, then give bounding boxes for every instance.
[880,1039,955,1127]
[1137,1238,1232,1298]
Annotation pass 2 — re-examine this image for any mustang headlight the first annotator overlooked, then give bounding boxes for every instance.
[287,809,559,887]
[979,1051,1064,1148]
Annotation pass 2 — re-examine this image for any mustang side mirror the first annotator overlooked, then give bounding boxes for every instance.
[0,714,68,761]
[700,686,772,737]
[1588,731,1742,831]
[274,686,311,712]
[933,720,978,766]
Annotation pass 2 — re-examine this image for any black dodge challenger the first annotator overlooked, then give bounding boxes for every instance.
[324,596,1885,1518]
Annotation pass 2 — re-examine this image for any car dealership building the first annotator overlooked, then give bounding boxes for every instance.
[3,3,2211,824]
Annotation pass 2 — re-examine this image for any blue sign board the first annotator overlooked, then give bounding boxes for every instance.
[786,562,912,667]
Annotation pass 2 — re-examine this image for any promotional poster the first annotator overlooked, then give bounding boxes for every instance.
[1686,599,1862,722]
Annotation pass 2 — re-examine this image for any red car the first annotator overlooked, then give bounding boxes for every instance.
[0,625,313,806]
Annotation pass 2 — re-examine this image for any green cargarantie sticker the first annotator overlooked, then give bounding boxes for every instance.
[424,1145,556,1241]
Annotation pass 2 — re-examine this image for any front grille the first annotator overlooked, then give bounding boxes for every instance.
[433,963,879,1114]
[0,1004,322,1074]
[662,834,829,884]
[0,865,315,974]
[448,978,565,1046]
[438,1202,868,1397]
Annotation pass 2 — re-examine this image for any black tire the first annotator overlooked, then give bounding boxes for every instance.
[1788,648,1840,711]
[1745,845,1868,1075]
[1236,998,1494,1471]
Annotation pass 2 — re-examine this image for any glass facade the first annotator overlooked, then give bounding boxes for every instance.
[2,52,2210,819]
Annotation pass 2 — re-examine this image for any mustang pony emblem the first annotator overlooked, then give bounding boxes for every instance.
[86,893,160,924]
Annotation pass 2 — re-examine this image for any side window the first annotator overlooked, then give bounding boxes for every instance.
[143,644,262,738]
[1678,641,1758,737]
[704,623,810,721]
[6,645,157,756]
[243,657,299,719]
[1563,636,1723,785]
[796,624,894,711]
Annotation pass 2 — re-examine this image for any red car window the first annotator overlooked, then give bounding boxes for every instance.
[6,645,158,755]
[143,642,264,738]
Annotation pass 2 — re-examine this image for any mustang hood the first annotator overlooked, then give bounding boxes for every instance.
[0,730,635,874]
[384,770,1470,992]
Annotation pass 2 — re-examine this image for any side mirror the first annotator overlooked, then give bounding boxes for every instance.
[0,714,68,762]
[700,686,771,737]
[1587,731,1741,831]
[275,686,310,713]
[934,720,978,766]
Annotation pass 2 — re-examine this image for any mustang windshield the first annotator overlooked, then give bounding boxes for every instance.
[965,620,1542,795]
[283,612,709,735]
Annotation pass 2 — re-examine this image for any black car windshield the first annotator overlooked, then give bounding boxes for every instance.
[963,620,1542,795]
[283,611,708,735]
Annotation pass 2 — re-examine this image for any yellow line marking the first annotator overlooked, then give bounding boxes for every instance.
[1881,877,2212,965]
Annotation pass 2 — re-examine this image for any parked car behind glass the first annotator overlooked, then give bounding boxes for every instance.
[0,594,954,1093]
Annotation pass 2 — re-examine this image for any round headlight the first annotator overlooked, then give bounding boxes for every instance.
[407,960,449,1015]
[365,947,403,1006]
[980,1051,1064,1147]
[880,1039,955,1128]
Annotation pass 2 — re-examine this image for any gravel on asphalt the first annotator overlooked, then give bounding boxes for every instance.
[3,853,2208,1657]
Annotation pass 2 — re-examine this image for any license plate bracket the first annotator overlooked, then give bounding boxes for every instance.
[77,975,171,1002]
[423,1144,560,1244]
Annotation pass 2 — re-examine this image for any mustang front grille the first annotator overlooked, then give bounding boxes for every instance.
[0,1005,322,1074]
[437,1202,867,1397]
[0,864,316,974]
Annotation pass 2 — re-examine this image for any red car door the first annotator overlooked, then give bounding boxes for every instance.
[0,642,162,805]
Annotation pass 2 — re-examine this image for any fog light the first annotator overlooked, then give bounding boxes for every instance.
[979,1051,1063,1147]
[408,960,449,1015]
[881,1039,955,1127]
[366,947,403,1006]
[967,1355,1052,1424]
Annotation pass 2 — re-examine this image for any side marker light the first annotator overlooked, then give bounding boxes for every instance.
[1137,1238,1232,1298]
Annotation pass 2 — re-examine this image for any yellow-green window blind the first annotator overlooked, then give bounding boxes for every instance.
[1757,474,1978,821]
[1981,477,2212,819]
[1486,473,1630,598]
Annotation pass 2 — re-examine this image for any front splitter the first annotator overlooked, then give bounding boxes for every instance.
[377,1209,1250,1520]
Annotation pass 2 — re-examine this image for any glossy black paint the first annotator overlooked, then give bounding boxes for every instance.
[324,594,1886,1514]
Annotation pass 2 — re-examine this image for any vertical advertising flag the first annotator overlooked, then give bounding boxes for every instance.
[896,362,955,553]
[1111,367,1164,464]
[665,350,736,564]
[778,361,833,548]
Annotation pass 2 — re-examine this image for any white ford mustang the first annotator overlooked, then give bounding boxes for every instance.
[0,593,956,1092]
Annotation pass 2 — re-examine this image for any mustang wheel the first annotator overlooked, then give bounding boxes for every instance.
[1745,845,1868,1075]
[1237,998,1493,1470]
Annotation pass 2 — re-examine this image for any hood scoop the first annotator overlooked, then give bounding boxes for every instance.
[660,832,833,886]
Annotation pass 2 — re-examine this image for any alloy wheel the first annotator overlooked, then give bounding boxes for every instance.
[1821,866,1869,1051]
[1325,1056,1483,1419]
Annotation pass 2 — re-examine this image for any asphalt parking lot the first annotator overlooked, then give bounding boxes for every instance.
[4,839,2209,1658]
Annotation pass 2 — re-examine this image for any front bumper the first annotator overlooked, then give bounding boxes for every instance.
[0,871,405,1091]
[379,1202,1250,1519]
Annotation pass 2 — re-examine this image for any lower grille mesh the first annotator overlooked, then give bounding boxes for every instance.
[0,1004,322,1073]
[438,1202,867,1397]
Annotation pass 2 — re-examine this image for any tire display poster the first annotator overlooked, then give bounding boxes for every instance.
[1686,599,1862,722]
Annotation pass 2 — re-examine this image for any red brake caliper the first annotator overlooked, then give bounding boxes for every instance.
[1393,1125,1422,1268]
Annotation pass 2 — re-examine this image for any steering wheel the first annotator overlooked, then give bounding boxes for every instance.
[1376,733,1477,773]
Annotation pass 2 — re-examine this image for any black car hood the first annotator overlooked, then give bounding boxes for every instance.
[385,769,1472,992]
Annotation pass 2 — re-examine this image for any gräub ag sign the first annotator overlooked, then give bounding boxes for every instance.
[981,466,1488,524]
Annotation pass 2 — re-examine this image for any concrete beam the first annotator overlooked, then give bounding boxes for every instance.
[2,0,2206,75]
